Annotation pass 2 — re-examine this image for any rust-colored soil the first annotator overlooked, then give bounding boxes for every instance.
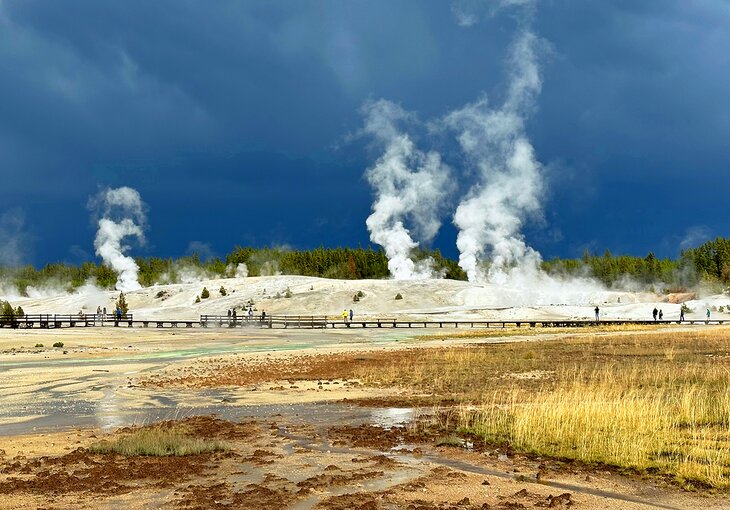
[2,415,727,509]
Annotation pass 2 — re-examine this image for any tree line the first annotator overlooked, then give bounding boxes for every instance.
[0,238,728,296]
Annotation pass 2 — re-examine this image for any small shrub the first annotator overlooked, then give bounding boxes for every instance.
[284,287,292,298]
[201,287,210,299]
[35,343,43,348]
[353,293,360,303]
[275,292,282,299]
[720,306,725,313]
[195,296,201,303]
[155,290,167,299]
[395,293,403,300]
[681,303,693,314]
[219,286,227,296]
[53,342,64,348]
[357,290,365,298]
[15,306,24,317]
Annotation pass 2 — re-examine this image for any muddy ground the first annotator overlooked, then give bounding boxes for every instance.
[3,414,723,510]
[1,326,729,509]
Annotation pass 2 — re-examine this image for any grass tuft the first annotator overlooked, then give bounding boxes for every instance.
[435,434,463,447]
[89,425,227,457]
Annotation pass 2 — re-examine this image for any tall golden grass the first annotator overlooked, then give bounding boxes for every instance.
[358,327,730,488]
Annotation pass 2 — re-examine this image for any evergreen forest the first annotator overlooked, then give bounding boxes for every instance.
[0,237,729,297]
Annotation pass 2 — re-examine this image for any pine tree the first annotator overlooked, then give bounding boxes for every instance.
[115,292,129,315]
[1,300,15,318]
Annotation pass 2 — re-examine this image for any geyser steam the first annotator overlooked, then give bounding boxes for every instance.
[89,187,146,292]
[446,17,544,283]
[362,99,452,280]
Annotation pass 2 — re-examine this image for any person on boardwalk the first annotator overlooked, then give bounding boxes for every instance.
[349,309,354,322]
[707,308,711,321]
[658,309,663,320]
[652,307,658,321]
[680,307,685,322]
[103,307,107,320]
[96,306,102,319]
[594,306,600,321]
[342,309,348,323]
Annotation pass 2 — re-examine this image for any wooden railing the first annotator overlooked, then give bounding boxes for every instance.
[0,313,133,328]
[0,313,726,330]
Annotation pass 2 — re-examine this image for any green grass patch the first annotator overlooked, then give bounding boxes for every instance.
[435,434,463,447]
[89,425,227,457]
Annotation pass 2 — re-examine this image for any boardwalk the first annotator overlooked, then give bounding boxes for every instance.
[0,313,726,329]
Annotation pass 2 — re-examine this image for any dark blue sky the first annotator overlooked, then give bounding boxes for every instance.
[1,0,728,267]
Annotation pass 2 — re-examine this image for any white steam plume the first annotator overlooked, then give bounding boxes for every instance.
[446,24,544,283]
[362,99,453,280]
[0,209,31,267]
[89,187,146,292]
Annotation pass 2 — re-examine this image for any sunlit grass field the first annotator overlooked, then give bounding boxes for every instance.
[358,327,730,489]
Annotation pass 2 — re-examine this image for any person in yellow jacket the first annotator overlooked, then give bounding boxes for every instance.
[342,309,348,322]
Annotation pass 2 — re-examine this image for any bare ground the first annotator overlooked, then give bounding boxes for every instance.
[2,325,730,509]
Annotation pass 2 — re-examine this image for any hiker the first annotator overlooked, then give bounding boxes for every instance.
[261,310,266,322]
[248,307,253,320]
[116,307,122,320]
[103,306,107,320]
[96,306,102,319]
[658,309,663,320]
[349,309,354,322]
[652,307,658,321]
[227,309,232,319]
[679,307,685,322]
[594,306,600,321]
[707,308,711,321]
[342,309,348,322]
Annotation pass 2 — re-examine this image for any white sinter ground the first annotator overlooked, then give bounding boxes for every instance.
[2,275,729,322]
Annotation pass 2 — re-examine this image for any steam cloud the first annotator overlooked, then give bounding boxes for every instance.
[446,27,544,283]
[0,209,30,267]
[361,0,547,285]
[89,187,146,292]
[362,99,452,280]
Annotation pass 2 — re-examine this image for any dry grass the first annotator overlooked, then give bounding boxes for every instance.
[414,323,667,342]
[357,327,730,489]
[89,424,228,457]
